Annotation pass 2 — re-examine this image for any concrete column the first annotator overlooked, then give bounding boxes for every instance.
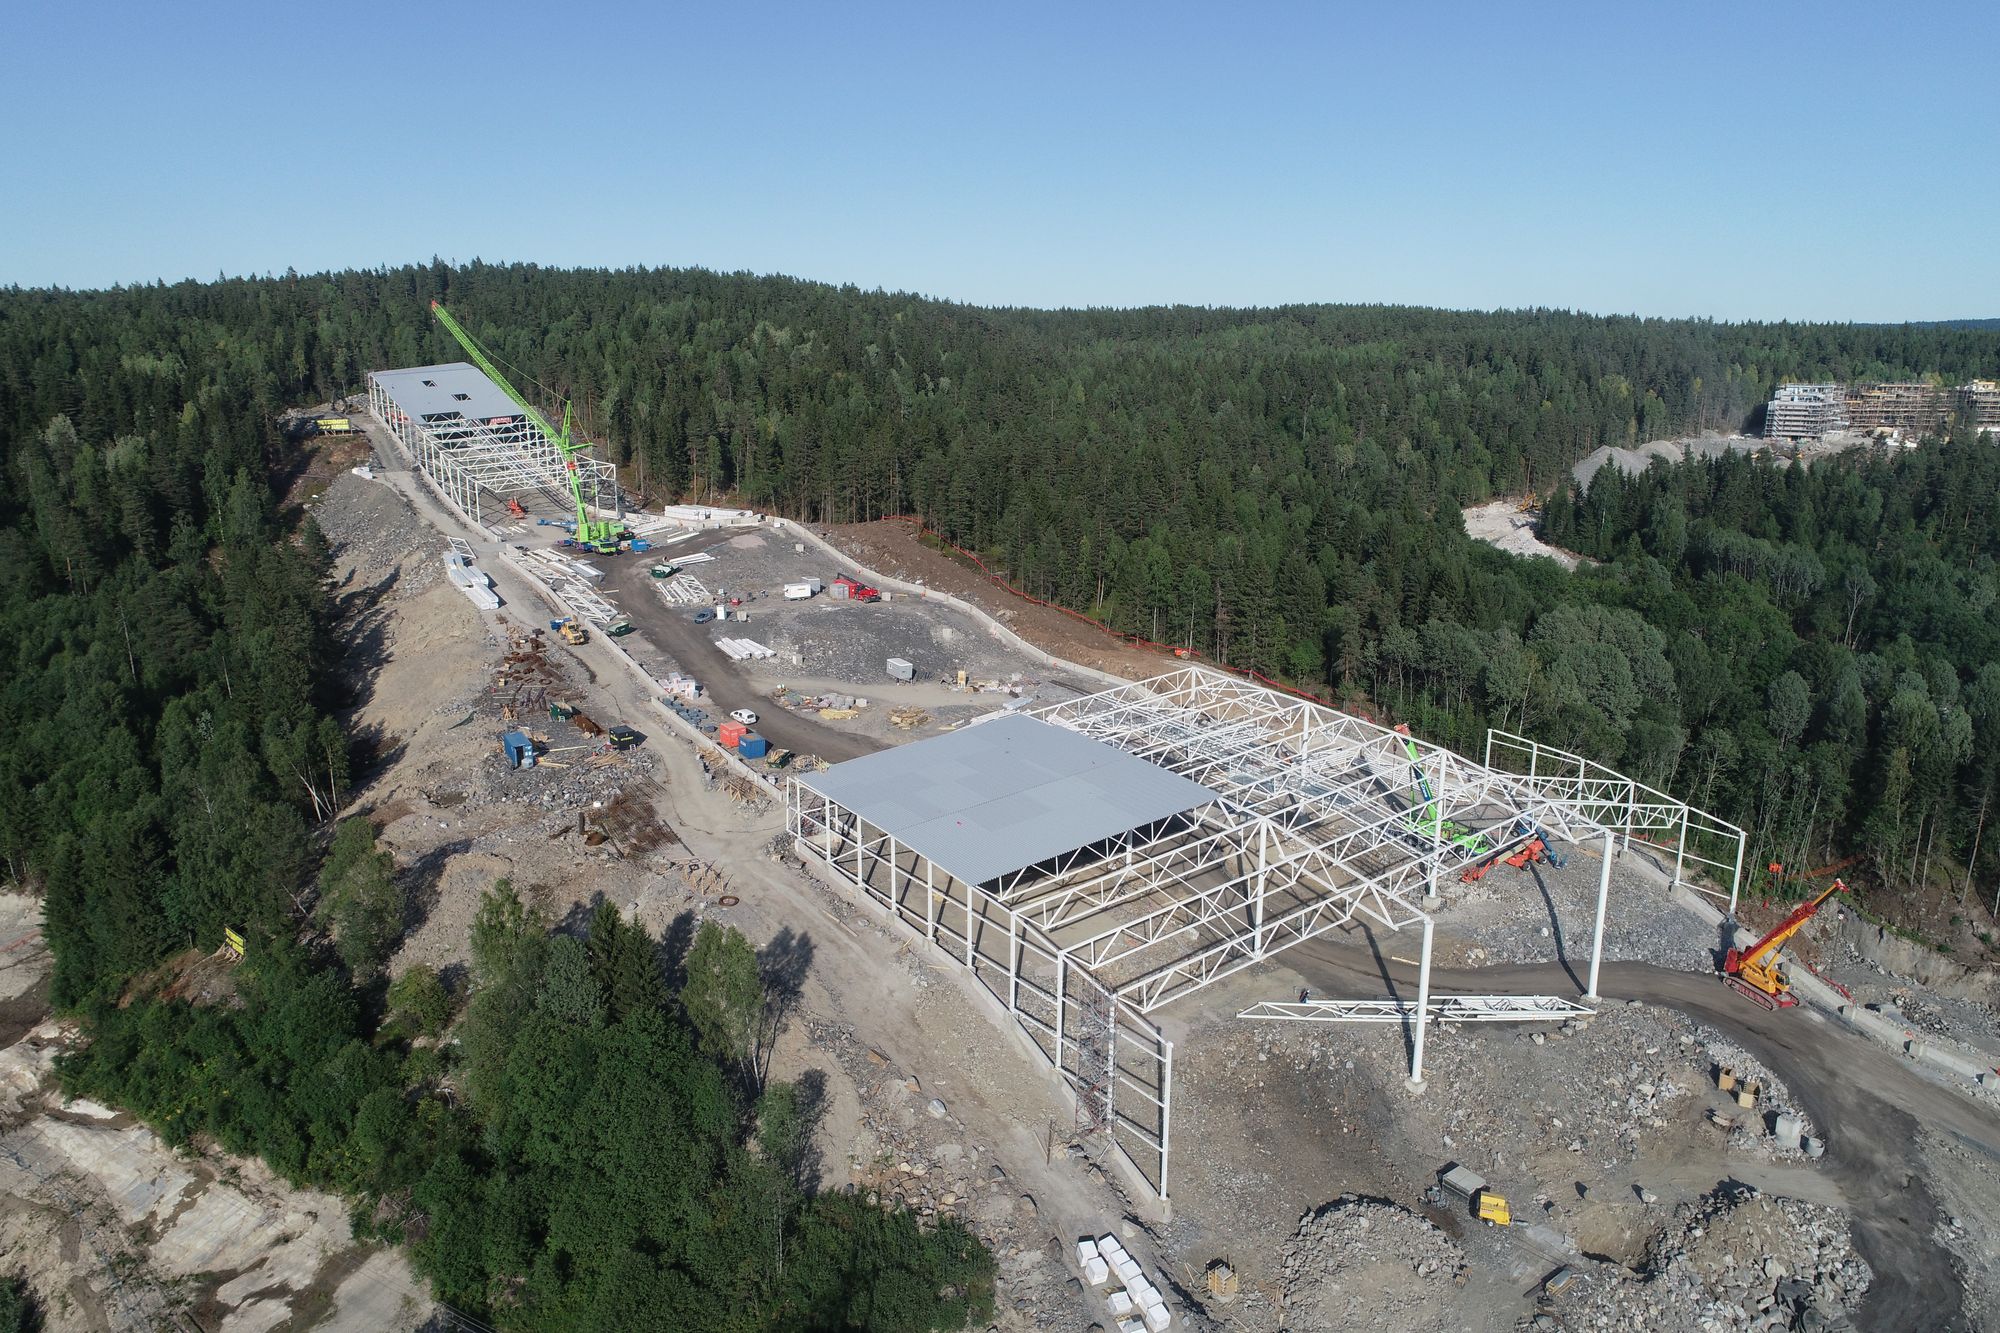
[1586,830,1613,1001]
[1406,915,1435,1091]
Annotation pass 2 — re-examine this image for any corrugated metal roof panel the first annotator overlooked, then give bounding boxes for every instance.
[371,362,524,424]
[798,715,1219,885]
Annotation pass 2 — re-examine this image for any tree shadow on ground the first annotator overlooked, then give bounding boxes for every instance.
[657,909,697,994]
[755,927,815,1091]
[332,567,400,709]
[784,1067,830,1194]
[399,837,472,942]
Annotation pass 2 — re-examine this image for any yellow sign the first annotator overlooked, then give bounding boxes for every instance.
[313,417,353,432]
[222,927,246,957]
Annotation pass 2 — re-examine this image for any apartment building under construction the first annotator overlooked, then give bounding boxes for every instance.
[1764,379,2000,441]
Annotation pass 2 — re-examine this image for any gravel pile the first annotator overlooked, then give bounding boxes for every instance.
[1443,853,1717,975]
[1279,1196,1467,1333]
[1552,1186,1870,1331]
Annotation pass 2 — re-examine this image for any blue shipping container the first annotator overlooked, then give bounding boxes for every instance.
[738,734,769,759]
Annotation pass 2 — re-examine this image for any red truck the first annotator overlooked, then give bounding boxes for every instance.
[831,574,882,603]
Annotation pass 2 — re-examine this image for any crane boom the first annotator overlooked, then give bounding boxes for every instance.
[429,302,623,547]
[1737,878,1847,972]
[1722,878,1848,1009]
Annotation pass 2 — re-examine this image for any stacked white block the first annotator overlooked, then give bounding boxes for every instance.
[1075,1239,1110,1287]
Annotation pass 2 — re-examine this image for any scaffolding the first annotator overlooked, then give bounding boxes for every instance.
[786,666,1743,1199]
[367,363,619,534]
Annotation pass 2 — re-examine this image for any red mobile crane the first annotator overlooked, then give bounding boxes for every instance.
[1721,879,1849,1010]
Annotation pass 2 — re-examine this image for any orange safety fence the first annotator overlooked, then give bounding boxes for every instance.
[878,514,1376,722]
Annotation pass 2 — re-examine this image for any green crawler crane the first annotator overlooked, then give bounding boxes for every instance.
[430,301,626,549]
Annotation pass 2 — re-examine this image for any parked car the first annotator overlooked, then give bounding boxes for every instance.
[729,709,759,726]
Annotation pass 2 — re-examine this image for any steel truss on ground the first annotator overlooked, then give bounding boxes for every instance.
[1239,995,1597,1023]
[786,666,1736,1200]
[367,373,618,533]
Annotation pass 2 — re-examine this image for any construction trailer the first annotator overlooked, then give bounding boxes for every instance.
[368,362,619,533]
[788,666,1742,1200]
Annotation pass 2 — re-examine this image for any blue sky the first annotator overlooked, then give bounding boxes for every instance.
[6,0,1996,320]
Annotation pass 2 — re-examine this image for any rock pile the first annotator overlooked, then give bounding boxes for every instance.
[1553,1186,1870,1330]
[1279,1196,1468,1333]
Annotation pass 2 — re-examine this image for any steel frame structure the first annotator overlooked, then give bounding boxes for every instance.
[1484,729,1746,914]
[367,372,618,534]
[1239,995,1597,1023]
[787,666,1733,1201]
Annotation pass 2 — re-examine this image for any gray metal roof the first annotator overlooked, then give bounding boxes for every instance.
[798,715,1220,885]
[371,362,523,423]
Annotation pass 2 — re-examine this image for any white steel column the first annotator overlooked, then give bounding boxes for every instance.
[1054,955,1068,1069]
[1007,910,1020,1011]
[1427,752,1445,903]
[1672,804,1689,889]
[1406,914,1434,1091]
[925,861,938,942]
[1728,834,1745,917]
[1252,821,1268,954]
[1159,1038,1174,1205]
[1586,830,1613,1001]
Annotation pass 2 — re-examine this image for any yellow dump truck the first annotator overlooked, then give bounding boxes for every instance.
[1437,1165,1511,1226]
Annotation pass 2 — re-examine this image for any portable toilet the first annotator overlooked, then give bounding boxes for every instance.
[500,731,536,769]
[738,733,769,760]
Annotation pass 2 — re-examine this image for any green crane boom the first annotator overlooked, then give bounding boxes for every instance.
[429,301,624,548]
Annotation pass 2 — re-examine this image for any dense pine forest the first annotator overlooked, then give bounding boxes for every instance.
[0,261,1997,1317]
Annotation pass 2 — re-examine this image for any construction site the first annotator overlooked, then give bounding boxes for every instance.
[12,306,1995,1333]
[333,317,1997,1333]
[1763,380,2000,443]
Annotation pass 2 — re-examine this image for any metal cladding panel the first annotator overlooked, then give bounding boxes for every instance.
[799,715,1219,884]
[372,362,524,423]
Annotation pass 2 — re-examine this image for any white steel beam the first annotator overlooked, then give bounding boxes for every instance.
[1240,994,1598,1023]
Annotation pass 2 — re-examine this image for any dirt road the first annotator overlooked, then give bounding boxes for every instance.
[590,541,880,764]
[1294,938,2000,1333]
